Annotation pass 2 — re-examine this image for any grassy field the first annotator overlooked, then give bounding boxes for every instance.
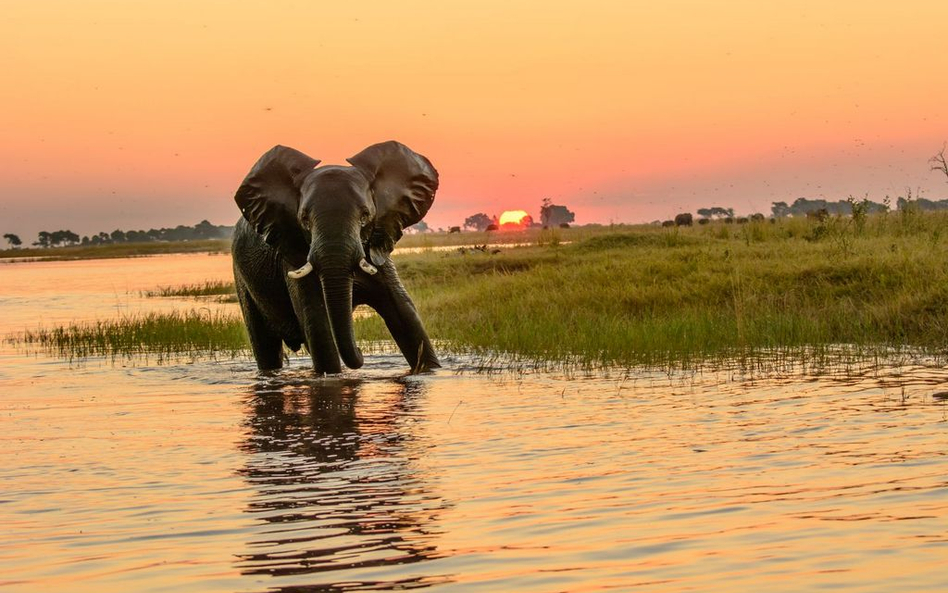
[11,209,948,369]
[357,209,948,368]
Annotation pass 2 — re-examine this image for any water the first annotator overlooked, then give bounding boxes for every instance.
[2,254,947,592]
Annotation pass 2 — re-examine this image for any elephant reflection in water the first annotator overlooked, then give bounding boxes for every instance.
[236,376,449,590]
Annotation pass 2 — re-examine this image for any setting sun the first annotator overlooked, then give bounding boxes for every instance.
[498,210,529,226]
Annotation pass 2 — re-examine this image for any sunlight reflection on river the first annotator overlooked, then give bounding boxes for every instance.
[2,254,947,592]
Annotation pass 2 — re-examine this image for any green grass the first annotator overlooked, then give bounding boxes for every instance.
[143,280,237,298]
[12,211,948,370]
[354,212,948,368]
[13,309,249,362]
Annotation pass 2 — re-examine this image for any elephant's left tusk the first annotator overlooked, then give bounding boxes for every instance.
[287,261,313,279]
[359,258,378,275]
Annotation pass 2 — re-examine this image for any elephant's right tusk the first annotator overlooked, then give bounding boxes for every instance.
[287,261,313,279]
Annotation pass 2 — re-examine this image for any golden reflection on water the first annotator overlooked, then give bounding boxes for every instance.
[2,255,948,592]
[237,375,450,589]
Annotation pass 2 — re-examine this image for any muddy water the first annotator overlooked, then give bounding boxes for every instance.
[2,254,947,592]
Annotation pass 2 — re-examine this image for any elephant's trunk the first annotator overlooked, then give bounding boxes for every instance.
[319,264,364,370]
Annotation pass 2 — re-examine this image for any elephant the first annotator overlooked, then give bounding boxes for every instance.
[674,213,693,227]
[231,140,441,374]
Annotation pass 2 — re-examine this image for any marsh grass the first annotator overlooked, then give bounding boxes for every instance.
[143,280,237,298]
[12,309,249,363]
[355,212,948,369]
[12,212,948,370]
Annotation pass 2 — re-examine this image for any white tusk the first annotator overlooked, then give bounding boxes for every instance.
[359,258,378,275]
[287,261,313,279]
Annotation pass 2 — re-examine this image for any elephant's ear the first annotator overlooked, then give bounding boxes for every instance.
[234,145,320,259]
[347,141,438,265]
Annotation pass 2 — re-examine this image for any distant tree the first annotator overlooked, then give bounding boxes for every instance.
[697,206,734,220]
[771,202,791,218]
[49,230,80,247]
[407,221,430,233]
[193,219,217,239]
[931,143,948,182]
[26,221,236,249]
[897,195,948,212]
[3,233,21,248]
[777,197,890,217]
[464,213,493,232]
[81,236,90,245]
[540,198,575,227]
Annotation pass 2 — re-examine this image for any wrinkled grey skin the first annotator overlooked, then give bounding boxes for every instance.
[231,141,440,373]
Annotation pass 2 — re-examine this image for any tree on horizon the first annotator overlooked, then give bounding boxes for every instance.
[540,198,575,227]
[464,213,493,232]
[3,233,21,248]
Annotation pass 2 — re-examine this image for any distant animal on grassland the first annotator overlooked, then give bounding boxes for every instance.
[662,220,675,228]
[737,217,749,224]
[750,213,766,222]
[449,226,461,233]
[674,213,693,226]
[698,218,710,225]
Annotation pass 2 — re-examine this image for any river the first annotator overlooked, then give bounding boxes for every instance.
[1,253,946,592]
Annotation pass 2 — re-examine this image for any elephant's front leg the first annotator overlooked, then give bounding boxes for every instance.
[363,263,440,372]
[287,275,342,374]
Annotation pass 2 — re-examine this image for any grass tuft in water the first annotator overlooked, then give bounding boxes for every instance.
[12,309,249,363]
[143,280,237,298]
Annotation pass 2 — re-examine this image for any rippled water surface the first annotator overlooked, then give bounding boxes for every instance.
[2,255,947,592]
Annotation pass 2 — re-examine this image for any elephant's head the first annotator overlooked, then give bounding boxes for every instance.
[235,141,438,369]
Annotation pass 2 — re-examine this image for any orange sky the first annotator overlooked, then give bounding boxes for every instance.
[2,1,947,239]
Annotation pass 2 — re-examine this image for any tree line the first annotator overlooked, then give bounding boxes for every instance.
[433,198,576,233]
[770,196,948,218]
[3,220,234,249]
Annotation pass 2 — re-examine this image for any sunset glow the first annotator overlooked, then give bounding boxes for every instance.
[2,1,948,240]
[498,210,530,227]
